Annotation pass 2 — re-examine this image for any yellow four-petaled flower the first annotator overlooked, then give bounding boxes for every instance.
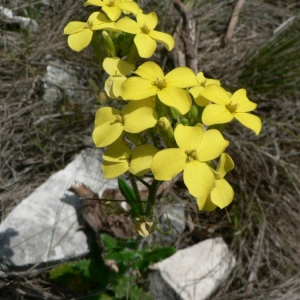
[151,124,229,198]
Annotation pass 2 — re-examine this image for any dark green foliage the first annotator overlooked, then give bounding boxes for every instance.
[238,14,300,97]
[49,235,176,299]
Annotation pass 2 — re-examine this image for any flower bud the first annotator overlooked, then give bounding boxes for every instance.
[158,117,174,140]
[169,107,181,119]
[187,104,198,120]
[101,31,116,57]
[180,117,189,126]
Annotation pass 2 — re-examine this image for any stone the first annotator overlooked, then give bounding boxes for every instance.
[0,148,118,276]
[42,56,89,108]
[156,237,236,300]
[0,6,38,33]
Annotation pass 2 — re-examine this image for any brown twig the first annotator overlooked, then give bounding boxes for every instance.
[224,0,246,46]
[173,0,198,73]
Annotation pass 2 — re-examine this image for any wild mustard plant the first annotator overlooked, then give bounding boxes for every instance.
[64,0,262,237]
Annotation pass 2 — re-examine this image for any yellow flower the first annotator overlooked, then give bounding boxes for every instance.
[123,0,143,15]
[201,85,262,135]
[196,153,234,211]
[92,101,158,148]
[116,12,175,58]
[133,216,155,237]
[189,72,221,106]
[84,0,139,21]
[151,124,229,197]
[121,61,198,114]
[63,12,116,52]
[102,139,158,178]
[103,57,135,99]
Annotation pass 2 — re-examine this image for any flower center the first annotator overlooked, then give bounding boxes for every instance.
[85,20,93,29]
[114,114,125,125]
[107,0,115,7]
[140,23,151,34]
[113,70,122,77]
[185,148,198,163]
[199,79,207,87]
[225,101,239,113]
[153,77,166,90]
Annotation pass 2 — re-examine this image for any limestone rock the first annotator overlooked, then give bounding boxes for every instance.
[0,148,117,276]
[156,237,236,300]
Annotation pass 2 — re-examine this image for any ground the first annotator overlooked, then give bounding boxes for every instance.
[1,0,300,299]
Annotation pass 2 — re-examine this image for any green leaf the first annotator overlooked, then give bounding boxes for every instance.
[132,247,176,270]
[101,233,118,251]
[111,276,135,299]
[49,258,110,293]
[82,294,113,300]
[105,249,145,265]
[49,261,93,293]
[128,286,153,300]
[118,178,140,216]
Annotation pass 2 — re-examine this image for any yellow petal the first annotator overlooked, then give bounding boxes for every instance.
[124,97,156,109]
[231,89,257,112]
[122,77,157,100]
[210,179,234,209]
[149,30,175,51]
[184,161,215,197]
[134,33,157,58]
[196,72,221,86]
[63,21,85,35]
[164,67,198,88]
[102,160,129,178]
[102,5,122,21]
[151,148,186,180]
[116,17,140,34]
[201,85,231,105]
[136,12,158,30]
[157,86,191,115]
[196,195,217,211]
[197,129,229,161]
[123,106,157,133]
[92,107,124,147]
[233,112,262,135]
[118,1,140,15]
[174,124,204,151]
[202,104,233,126]
[134,61,164,81]
[102,139,130,162]
[189,86,210,106]
[84,0,105,7]
[67,29,93,52]
[104,76,115,99]
[111,76,127,98]
[216,153,234,178]
[130,144,158,176]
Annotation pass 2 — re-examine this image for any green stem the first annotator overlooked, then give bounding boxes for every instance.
[91,32,104,67]
[149,128,158,148]
[126,43,139,65]
[145,179,161,218]
[130,173,144,213]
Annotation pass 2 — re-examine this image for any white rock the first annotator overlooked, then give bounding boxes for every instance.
[156,237,236,300]
[0,6,38,33]
[42,59,89,107]
[0,6,13,18]
[0,148,117,275]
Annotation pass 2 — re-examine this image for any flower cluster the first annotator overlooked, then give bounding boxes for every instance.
[64,0,262,214]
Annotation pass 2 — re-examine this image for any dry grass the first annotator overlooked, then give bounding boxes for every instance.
[1,0,300,299]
